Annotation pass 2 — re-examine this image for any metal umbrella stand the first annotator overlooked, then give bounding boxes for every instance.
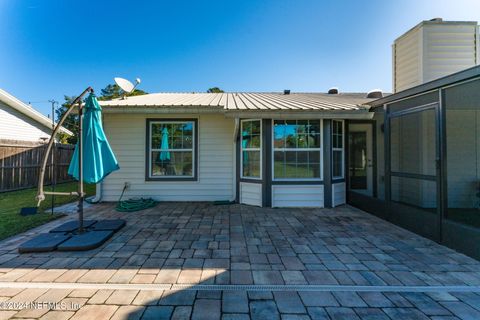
[17,87,125,254]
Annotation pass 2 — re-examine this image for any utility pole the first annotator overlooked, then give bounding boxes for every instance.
[48,100,58,215]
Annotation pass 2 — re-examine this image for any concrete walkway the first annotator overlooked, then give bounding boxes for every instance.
[0,203,479,319]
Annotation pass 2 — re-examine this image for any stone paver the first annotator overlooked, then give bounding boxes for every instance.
[0,202,478,319]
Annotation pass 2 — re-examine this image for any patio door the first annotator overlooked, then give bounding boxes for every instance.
[386,102,441,240]
[348,124,373,196]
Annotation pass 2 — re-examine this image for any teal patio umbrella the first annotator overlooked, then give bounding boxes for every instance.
[158,127,171,161]
[68,93,119,183]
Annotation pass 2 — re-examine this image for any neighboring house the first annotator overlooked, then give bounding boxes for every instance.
[0,88,73,142]
[99,92,377,208]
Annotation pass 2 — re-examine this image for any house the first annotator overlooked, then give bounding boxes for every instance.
[0,88,74,192]
[0,88,73,142]
[97,19,480,260]
[98,92,377,208]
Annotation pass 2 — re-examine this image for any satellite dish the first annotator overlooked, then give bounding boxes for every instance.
[114,77,142,98]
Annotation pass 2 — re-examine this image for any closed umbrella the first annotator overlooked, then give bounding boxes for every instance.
[159,127,171,161]
[68,93,119,183]
[68,93,119,232]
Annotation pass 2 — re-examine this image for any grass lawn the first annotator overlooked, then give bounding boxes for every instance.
[0,182,95,240]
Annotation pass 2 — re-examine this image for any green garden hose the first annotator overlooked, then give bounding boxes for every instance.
[116,198,158,212]
[115,184,158,212]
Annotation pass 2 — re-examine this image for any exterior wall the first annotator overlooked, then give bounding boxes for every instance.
[332,182,345,207]
[394,21,479,93]
[393,26,422,92]
[423,23,478,83]
[0,101,51,142]
[239,182,262,206]
[271,185,324,207]
[102,113,235,202]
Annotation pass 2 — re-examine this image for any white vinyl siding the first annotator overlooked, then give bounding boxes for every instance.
[394,26,422,92]
[102,113,235,202]
[272,185,324,207]
[332,182,346,207]
[423,24,478,83]
[239,182,262,207]
[394,21,479,93]
[0,101,51,142]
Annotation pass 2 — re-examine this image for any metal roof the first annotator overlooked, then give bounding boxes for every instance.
[99,92,374,112]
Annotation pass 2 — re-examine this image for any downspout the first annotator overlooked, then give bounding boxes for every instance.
[90,182,102,203]
[231,118,239,202]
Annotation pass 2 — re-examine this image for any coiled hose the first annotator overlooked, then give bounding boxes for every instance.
[115,184,158,212]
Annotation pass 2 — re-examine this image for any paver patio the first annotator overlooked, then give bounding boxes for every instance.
[0,203,479,319]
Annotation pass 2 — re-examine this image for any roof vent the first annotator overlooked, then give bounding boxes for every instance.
[328,87,339,94]
[366,89,383,99]
[430,17,443,22]
[283,89,290,95]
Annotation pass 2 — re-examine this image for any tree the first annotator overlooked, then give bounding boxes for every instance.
[98,84,147,101]
[55,95,78,144]
[56,84,148,144]
[207,87,224,93]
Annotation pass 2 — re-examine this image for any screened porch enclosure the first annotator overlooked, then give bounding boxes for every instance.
[347,67,480,259]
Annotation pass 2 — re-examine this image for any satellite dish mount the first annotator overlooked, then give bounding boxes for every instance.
[114,77,141,99]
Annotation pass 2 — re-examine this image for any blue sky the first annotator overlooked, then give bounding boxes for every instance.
[0,0,479,117]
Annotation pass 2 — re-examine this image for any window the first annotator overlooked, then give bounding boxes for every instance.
[332,120,344,179]
[241,119,261,179]
[273,120,322,180]
[147,119,196,180]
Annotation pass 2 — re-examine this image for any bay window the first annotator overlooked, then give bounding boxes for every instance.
[241,119,262,179]
[273,120,322,180]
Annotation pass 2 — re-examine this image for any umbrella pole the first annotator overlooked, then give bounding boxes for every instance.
[78,100,84,233]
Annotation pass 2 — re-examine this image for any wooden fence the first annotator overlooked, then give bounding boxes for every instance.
[0,139,75,192]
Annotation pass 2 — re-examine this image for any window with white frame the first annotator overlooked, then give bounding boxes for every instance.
[273,120,322,180]
[148,120,196,179]
[332,120,344,179]
[241,119,262,179]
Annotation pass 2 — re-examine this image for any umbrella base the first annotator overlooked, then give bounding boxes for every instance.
[18,233,70,253]
[57,230,114,251]
[50,220,97,233]
[18,219,126,253]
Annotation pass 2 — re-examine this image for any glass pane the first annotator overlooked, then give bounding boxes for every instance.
[242,121,251,135]
[391,176,437,209]
[273,121,285,148]
[445,79,480,228]
[274,151,285,179]
[297,134,308,148]
[250,135,261,148]
[242,151,261,178]
[309,120,321,135]
[151,151,192,176]
[390,109,436,176]
[333,150,343,178]
[251,120,261,134]
[284,151,297,178]
[308,133,321,148]
[285,121,297,148]
[349,132,367,189]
